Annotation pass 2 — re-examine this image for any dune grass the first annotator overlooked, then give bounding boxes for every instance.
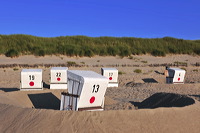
[0,34,199,57]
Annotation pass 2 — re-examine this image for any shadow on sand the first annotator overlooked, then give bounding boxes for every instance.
[0,88,20,92]
[28,92,60,110]
[189,95,200,102]
[155,70,164,75]
[43,82,50,89]
[130,92,195,109]
[142,78,158,83]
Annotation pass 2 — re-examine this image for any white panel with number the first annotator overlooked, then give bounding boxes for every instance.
[78,79,108,109]
[101,68,118,83]
[101,68,118,87]
[50,67,68,84]
[21,69,43,89]
[64,70,108,111]
[166,68,186,84]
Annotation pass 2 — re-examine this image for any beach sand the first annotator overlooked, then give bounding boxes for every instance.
[0,54,200,133]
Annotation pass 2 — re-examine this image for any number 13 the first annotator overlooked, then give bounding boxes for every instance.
[92,85,99,93]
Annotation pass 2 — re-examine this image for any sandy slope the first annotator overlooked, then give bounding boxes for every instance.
[0,102,200,133]
[0,55,200,133]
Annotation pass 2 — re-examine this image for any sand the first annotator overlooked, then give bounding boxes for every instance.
[0,54,200,133]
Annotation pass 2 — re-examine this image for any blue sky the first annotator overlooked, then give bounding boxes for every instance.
[0,0,200,40]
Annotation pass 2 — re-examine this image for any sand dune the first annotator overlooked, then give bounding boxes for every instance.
[0,55,200,132]
[0,102,200,133]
